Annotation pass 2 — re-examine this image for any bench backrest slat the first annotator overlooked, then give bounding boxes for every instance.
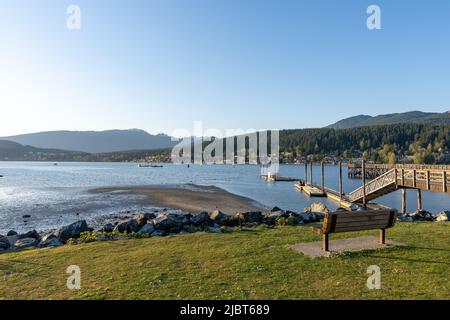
[321,209,396,234]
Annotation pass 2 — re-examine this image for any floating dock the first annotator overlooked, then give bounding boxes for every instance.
[261,175,300,182]
[295,183,325,197]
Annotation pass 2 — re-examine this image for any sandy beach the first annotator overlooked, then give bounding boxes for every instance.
[91,184,267,215]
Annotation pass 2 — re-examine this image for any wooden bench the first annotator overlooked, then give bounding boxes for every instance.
[311,209,397,252]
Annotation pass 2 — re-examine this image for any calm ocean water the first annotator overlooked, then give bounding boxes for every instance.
[0,161,449,234]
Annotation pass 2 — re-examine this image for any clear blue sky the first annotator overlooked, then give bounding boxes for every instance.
[1,0,449,137]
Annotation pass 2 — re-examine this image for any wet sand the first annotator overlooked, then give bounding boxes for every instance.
[91,184,267,215]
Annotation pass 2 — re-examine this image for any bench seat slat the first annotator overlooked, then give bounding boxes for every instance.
[334,220,389,230]
[332,224,390,233]
[331,215,391,223]
[333,212,392,218]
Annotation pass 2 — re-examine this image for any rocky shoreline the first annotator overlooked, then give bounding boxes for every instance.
[1,204,449,253]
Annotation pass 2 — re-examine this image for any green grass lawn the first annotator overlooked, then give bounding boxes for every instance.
[1,222,449,300]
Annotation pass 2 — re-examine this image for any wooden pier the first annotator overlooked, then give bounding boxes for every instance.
[348,163,450,212]
[294,161,450,212]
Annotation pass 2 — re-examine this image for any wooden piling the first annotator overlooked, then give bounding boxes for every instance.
[304,161,308,184]
[339,161,343,200]
[310,160,313,185]
[413,169,417,188]
[362,160,366,207]
[417,189,422,210]
[401,188,406,214]
[321,161,325,191]
[443,171,447,193]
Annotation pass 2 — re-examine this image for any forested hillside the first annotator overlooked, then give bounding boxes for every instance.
[280,123,450,164]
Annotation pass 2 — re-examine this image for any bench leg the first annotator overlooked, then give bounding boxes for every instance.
[379,229,385,245]
[323,233,329,252]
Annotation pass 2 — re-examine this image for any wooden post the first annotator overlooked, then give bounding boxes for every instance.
[426,170,430,190]
[323,233,329,252]
[401,169,405,186]
[401,188,407,214]
[362,160,366,207]
[304,161,308,184]
[321,161,325,191]
[417,189,422,210]
[413,170,417,188]
[443,171,447,193]
[339,161,343,200]
[310,160,313,185]
[379,229,385,245]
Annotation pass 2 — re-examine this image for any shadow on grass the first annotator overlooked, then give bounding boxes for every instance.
[337,244,450,265]
[403,245,450,253]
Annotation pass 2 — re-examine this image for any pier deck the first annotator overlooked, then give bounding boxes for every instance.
[295,182,325,197]
[262,175,300,182]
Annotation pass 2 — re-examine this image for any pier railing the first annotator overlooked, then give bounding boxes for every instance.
[348,169,397,202]
[348,166,450,203]
[346,163,450,170]
[347,163,450,179]
[396,167,449,193]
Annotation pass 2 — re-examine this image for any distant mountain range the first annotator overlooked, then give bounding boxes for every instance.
[0,129,179,153]
[326,111,450,129]
[0,140,85,161]
[1,111,449,158]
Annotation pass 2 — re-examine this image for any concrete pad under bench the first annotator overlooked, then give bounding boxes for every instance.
[291,236,405,258]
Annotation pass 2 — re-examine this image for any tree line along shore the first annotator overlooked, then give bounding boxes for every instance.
[1,123,449,164]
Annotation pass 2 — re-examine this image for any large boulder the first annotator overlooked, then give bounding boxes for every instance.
[113,219,140,233]
[435,211,450,222]
[138,224,156,235]
[134,212,156,227]
[286,211,307,223]
[18,230,40,241]
[304,202,329,214]
[38,233,63,248]
[100,223,115,233]
[409,209,434,221]
[151,213,191,232]
[298,212,324,224]
[40,237,63,248]
[209,210,239,226]
[6,235,19,247]
[191,212,214,227]
[238,211,263,224]
[224,215,241,227]
[14,238,38,249]
[209,210,228,224]
[55,220,90,243]
[263,210,289,225]
[0,236,10,251]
